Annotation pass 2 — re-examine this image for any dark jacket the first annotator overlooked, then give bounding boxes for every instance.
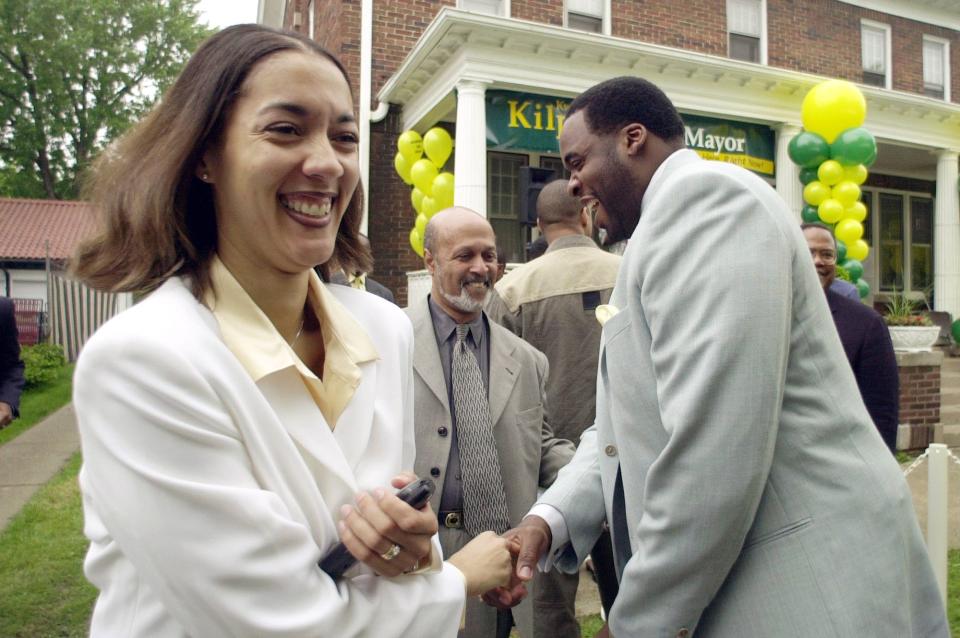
[826,289,899,451]
[0,297,25,416]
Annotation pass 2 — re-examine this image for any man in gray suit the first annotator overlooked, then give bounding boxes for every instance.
[407,207,575,638]
[496,77,947,637]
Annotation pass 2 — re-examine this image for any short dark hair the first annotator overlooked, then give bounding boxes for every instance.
[73,24,371,296]
[566,76,686,141]
[801,222,837,248]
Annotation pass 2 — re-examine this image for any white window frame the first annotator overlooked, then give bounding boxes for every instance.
[725,0,767,65]
[923,34,951,101]
[457,0,510,17]
[861,19,892,90]
[307,0,314,38]
[563,0,611,36]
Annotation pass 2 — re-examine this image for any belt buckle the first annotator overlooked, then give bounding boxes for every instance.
[444,512,462,529]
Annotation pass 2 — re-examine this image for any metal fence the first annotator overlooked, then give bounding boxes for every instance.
[11,298,45,346]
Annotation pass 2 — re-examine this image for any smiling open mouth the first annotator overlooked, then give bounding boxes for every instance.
[279,195,334,219]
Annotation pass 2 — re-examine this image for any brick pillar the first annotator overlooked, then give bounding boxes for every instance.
[896,350,943,450]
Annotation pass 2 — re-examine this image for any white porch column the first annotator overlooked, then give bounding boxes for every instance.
[934,149,960,317]
[775,123,803,221]
[454,80,488,216]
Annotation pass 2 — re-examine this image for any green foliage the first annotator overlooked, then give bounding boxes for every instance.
[0,454,96,637]
[0,362,73,447]
[21,343,66,387]
[835,264,852,283]
[883,290,933,327]
[0,0,212,199]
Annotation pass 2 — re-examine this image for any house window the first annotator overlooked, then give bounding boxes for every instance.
[861,21,890,88]
[923,36,949,100]
[488,152,528,263]
[727,0,762,63]
[566,0,605,34]
[878,193,904,291]
[538,156,570,181]
[458,0,507,16]
[911,198,933,293]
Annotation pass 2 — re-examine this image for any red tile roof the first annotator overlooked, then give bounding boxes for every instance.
[0,197,98,261]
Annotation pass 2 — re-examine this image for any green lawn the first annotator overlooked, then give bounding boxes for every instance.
[0,453,96,637]
[0,363,74,447]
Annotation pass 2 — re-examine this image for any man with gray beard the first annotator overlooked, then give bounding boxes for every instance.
[406,207,575,638]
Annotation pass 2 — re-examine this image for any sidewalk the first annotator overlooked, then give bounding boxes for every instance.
[0,404,80,530]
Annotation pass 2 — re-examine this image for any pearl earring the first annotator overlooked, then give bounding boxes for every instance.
[201,173,209,181]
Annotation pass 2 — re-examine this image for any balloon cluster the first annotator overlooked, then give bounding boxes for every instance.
[394,128,454,257]
[788,80,877,299]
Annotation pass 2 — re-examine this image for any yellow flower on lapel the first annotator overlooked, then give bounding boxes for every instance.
[595,304,620,326]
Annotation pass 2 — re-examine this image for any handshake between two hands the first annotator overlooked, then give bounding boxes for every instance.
[469,517,553,609]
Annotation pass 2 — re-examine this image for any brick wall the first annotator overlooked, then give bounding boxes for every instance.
[614,0,727,56]
[512,0,562,27]
[899,363,941,425]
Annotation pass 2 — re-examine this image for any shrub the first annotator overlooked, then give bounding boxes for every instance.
[21,344,67,388]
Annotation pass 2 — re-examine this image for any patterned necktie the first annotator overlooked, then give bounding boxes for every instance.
[452,324,511,536]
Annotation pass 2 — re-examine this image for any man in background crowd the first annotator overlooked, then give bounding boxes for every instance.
[803,222,899,451]
[0,297,24,428]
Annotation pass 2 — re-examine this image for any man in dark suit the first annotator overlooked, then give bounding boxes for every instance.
[0,297,25,428]
[803,223,899,451]
[328,234,396,304]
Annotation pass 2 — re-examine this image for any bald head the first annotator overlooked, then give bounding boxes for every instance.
[423,206,494,255]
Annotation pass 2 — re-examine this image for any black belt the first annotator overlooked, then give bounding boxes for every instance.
[439,510,464,529]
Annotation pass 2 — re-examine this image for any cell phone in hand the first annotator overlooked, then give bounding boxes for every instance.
[319,477,436,580]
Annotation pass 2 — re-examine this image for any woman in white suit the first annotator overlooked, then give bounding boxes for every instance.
[70,24,513,637]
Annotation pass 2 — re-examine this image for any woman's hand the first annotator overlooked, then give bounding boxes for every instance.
[337,472,438,577]
[447,532,517,597]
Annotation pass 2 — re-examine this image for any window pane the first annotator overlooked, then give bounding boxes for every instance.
[923,40,945,86]
[863,71,886,87]
[727,0,760,37]
[911,198,933,292]
[730,33,760,62]
[459,0,503,15]
[878,193,904,291]
[487,152,528,263]
[861,25,886,73]
[539,156,570,180]
[568,12,603,33]
[567,0,603,18]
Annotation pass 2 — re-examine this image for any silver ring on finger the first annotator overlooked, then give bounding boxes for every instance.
[380,543,401,561]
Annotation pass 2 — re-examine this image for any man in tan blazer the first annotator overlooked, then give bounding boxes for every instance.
[407,207,575,638]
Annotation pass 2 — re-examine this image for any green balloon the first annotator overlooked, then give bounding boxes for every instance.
[788,131,831,168]
[799,167,819,185]
[836,240,847,263]
[952,319,960,343]
[842,258,864,281]
[801,205,820,223]
[856,279,871,299]
[830,127,877,167]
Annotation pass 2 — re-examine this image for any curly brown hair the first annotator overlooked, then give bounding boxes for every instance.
[71,24,371,297]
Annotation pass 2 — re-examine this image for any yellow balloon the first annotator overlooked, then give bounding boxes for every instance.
[835,218,864,244]
[818,198,844,224]
[410,187,424,213]
[409,227,424,258]
[817,160,844,186]
[398,130,423,163]
[423,128,453,169]
[832,181,861,207]
[843,164,868,185]
[415,213,428,237]
[394,152,413,185]
[803,181,830,206]
[422,195,439,218]
[432,172,455,209]
[847,238,869,261]
[843,201,867,222]
[801,80,867,143]
[410,158,438,195]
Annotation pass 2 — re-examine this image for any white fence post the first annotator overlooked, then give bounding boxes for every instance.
[927,443,949,607]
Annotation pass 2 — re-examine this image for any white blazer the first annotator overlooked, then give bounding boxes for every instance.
[74,276,465,637]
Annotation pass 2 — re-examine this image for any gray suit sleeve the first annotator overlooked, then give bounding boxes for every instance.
[611,171,793,635]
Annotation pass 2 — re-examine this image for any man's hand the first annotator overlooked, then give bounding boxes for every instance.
[0,402,13,428]
[480,515,552,609]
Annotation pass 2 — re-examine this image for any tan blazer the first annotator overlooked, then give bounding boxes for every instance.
[406,298,575,637]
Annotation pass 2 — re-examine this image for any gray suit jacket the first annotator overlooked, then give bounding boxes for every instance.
[539,150,947,637]
[406,298,575,637]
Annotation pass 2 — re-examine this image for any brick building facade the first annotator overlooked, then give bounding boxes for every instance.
[261,0,960,312]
